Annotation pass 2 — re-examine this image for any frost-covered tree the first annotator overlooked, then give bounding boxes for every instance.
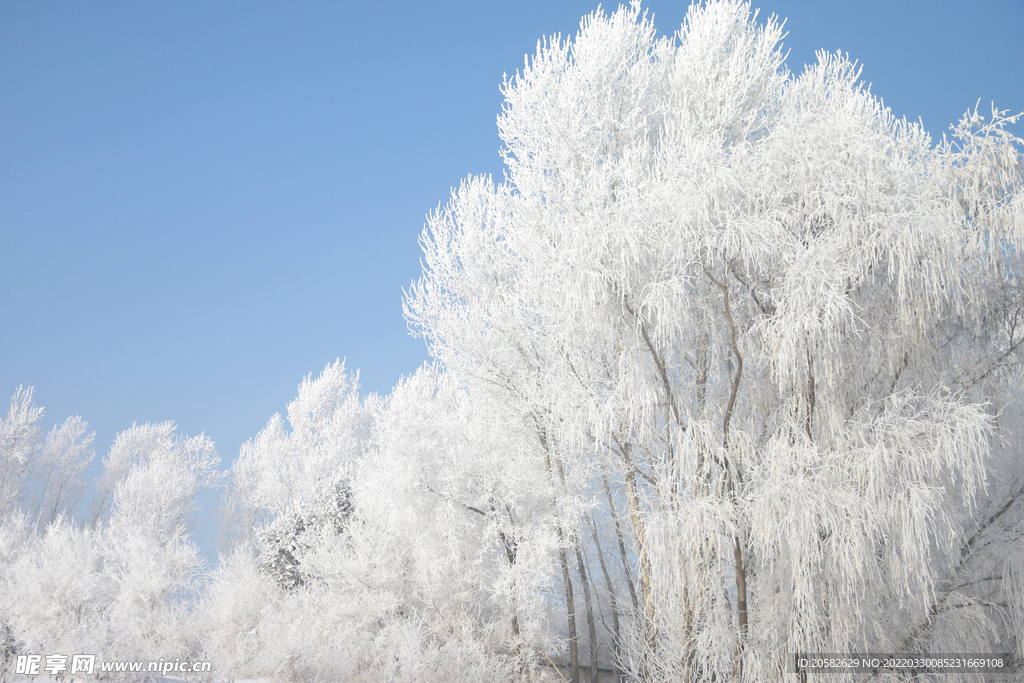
[353,366,560,661]
[257,479,353,590]
[202,363,561,682]
[93,421,221,544]
[406,1,1024,680]
[1,399,218,675]
[221,360,373,551]
[0,386,94,528]
[218,359,378,601]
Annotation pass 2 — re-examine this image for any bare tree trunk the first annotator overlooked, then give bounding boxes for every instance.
[576,544,599,683]
[560,545,581,683]
[624,463,657,658]
[682,584,694,683]
[497,524,521,646]
[602,469,639,616]
[707,265,749,679]
[538,424,580,683]
[587,513,623,683]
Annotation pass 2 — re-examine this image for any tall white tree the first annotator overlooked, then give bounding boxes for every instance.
[406,1,1024,680]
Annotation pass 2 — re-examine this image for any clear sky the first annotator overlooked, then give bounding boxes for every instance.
[2,0,1022,563]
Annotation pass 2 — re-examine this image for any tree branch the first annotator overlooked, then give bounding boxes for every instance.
[622,298,686,437]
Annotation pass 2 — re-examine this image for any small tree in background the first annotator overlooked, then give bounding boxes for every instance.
[201,363,562,682]
[258,479,353,590]
[0,386,94,529]
[219,359,374,551]
[0,390,220,674]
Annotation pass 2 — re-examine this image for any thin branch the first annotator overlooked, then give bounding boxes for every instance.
[729,265,775,316]
[702,264,744,453]
[961,482,1024,565]
[422,481,487,518]
[622,298,686,437]
[954,574,1004,591]
[955,335,1024,391]
[891,482,1024,655]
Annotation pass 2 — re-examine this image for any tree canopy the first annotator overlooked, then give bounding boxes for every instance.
[3,2,1023,682]
[406,0,1024,679]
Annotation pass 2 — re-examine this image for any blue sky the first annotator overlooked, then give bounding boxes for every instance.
[2,0,1022,563]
